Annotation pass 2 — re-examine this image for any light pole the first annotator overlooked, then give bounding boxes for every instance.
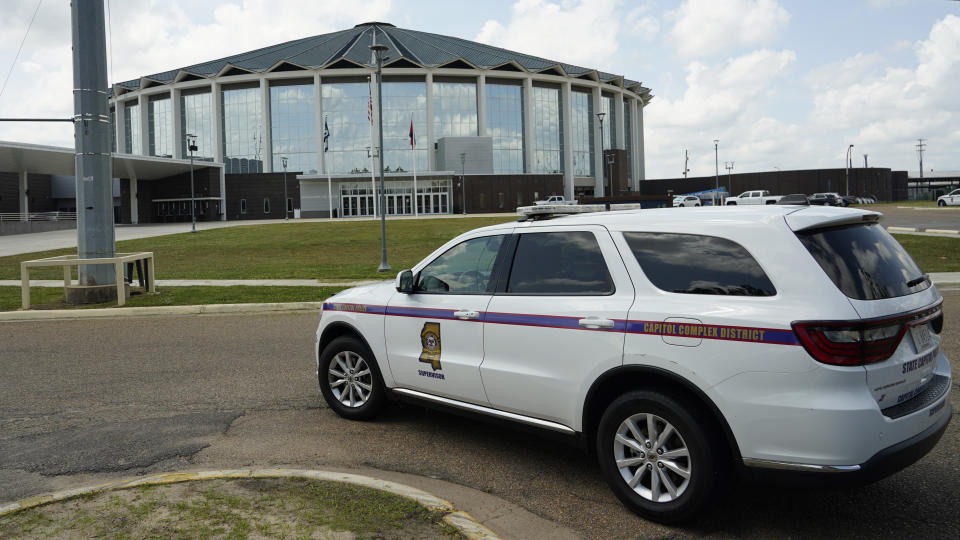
[370,41,391,272]
[845,144,854,197]
[725,161,734,193]
[186,133,197,233]
[713,139,719,205]
[280,156,289,220]
[596,112,606,197]
[460,152,466,214]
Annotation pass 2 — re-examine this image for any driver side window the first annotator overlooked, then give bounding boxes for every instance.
[416,235,505,294]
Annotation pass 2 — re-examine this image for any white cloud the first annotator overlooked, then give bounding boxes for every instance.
[667,0,790,58]
[475,0,626,70]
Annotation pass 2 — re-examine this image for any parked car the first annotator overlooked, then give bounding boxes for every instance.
[776,193,810,205]
[937,188,960,206]
[808,193,842,206]
[534,195,577,205]
[315,206,950,523]
[672,195,702,207]
[725,190,783,205]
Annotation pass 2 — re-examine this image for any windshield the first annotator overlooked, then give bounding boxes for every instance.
[796,223,930,300]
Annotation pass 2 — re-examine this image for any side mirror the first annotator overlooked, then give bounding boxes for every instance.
[396,269,415,293]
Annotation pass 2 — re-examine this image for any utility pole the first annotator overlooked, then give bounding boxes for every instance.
[72,0,115,289]
[725,161,734,193]
[863,154,868,168]
[916,139,926,179]
[713,139,719,205]
[845,144,854,197]
[682,149,689,179]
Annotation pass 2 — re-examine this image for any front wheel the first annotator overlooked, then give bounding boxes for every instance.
[318,336,386,420]
[596,391,722,523]
[939,200,947,207]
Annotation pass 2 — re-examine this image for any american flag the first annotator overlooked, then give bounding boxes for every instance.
[367,96,373,125]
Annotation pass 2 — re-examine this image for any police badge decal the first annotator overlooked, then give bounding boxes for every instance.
[419,322,442,370]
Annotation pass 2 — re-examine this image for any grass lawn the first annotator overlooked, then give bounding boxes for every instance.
[0,216,515,281]
[1,286,346,312]
[891,234,960,273]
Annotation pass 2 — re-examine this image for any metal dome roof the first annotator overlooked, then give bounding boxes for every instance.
[115,22,651,99]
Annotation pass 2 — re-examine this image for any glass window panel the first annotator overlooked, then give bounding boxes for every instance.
[624,232,777,296]
[270,82,318,174]
[485,83,524,174]
[322,80,374,174]
[124,102,140,154]
[221,85,264,174]
[601,94,616,149]
[532,86,563,174]
[181,89,214,161]
[570,90,593,177]
[433,81,477,141]
[110,107,116,153]
[417,234,505,294]
[382,80,428,173]
[148,96,173,157]
[508,232,612,294]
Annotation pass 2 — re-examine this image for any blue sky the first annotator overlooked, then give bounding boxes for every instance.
[1,0,957,179]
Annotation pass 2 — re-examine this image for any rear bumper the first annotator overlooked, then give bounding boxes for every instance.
[740,399,951,487]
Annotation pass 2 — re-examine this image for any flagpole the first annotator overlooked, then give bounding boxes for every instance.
[324,114,332,219]
[411,113,418,217]
[368,76,377,218]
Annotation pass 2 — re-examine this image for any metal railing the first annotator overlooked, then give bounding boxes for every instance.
[0,211,77,222]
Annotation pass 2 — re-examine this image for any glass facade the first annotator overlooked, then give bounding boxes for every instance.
[602,93,616,149]
[148,95,173,157]
[433,80,477,141]
[124,101,141,154]
[485,82,524,174]
[570,90,593,177]
[382,80,428,173]
[322,80,373,174]
[181,89,214,160]
[270,80,317,174]
[532,85,563,174]
[110,107,116,153]
[221,84,263,174]
[624,99,633,183]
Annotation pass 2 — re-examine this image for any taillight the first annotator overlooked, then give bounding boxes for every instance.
[792,303,942,366]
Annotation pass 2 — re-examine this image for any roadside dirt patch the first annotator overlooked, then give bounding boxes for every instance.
[0,478,460,539]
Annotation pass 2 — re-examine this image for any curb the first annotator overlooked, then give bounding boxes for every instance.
[0,469,500,540]
[887,226,960,235]
[0,302,323,322]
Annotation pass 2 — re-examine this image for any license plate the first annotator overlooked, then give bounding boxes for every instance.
[910,324,934,353]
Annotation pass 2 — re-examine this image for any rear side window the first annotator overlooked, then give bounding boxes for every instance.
[795,223,929,300]
[624,232,776,296]
[507,232,614,294]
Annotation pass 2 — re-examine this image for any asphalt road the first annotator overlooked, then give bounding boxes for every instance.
[1,294,958,539]
[873,205,960,230]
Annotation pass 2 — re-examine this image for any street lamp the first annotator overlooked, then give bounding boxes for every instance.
[186,133,198,233]
[280,156,289,220]
[370,41,391,272]
[725,161,734,193]
[845,144,854,197]
[460,152,466,214]
[596,112,606,197]
[713,139,719,205]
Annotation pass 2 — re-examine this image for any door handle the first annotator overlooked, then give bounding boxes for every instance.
[454,310,480,320]
[578,317,614,329]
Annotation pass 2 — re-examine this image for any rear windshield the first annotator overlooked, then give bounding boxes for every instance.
[795,223,930,300]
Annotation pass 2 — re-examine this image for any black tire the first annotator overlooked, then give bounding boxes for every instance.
[939,200,947,207]
[318,336,386,420]
[595,390,722,524]
[726,201,736,206]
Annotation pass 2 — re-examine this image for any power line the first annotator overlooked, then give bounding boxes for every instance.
[0,0,43,102]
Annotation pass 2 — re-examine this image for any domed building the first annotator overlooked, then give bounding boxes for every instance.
[109,22,652,222]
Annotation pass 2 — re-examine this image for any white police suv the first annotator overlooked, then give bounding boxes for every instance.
[314,205,951,523]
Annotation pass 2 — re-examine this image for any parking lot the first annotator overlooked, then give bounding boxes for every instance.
[1,290,957,539]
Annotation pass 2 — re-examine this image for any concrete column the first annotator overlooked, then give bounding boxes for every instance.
[477,74,486,137]
[636,99,646,182]
[260,77,272,173]
[615,91,625,150]
[115,100,126,154]
[138,93,149,156]
[426,72,434,170]
[171,88,183,159]
[19,170,28,220]
[212,83,224,164]
[561,81,574,200]
[522,77,534,173]
[129,174,138,224]
[592,86,603,195]
[630,98,641,189]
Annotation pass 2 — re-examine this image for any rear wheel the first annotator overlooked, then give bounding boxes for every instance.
[318,336,386,420]
[596,390,721,523]
[726,201,736,206]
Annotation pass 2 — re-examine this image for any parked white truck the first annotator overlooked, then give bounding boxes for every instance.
[534,195,577,205]
[725,190,783,205]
